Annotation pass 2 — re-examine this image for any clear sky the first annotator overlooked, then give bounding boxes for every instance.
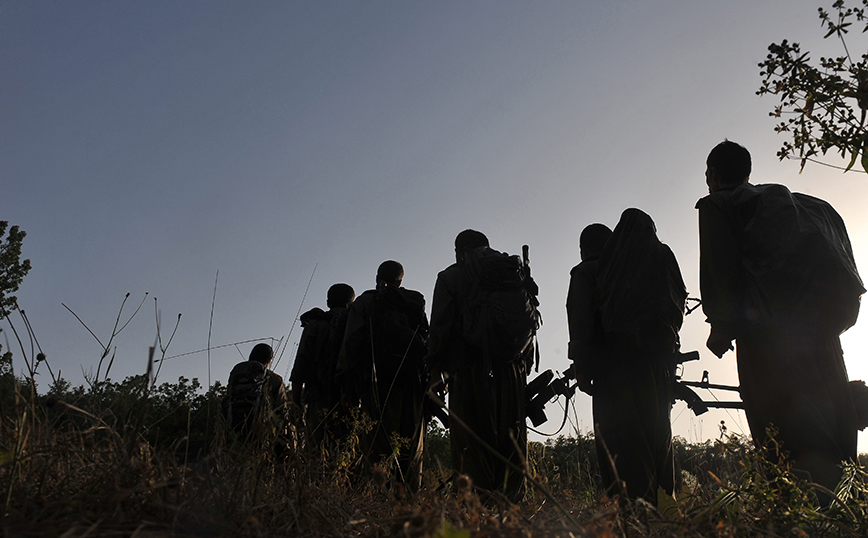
[4,1,868,449]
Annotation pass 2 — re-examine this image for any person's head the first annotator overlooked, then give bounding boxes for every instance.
[376,260,404,289]
[579,223,612,261]
[249,343,273,366]
[327,283,355,309]
[706,140,751,193]
[617,208,657,234]
[454,229,489,262]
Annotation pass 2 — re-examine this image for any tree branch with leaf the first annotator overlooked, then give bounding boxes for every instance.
[758,0,868,172]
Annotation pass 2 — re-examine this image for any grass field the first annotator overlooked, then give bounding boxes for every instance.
[2,354,868,537]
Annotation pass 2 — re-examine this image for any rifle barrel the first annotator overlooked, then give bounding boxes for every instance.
[681,381,741,392]
[701,401,744,409]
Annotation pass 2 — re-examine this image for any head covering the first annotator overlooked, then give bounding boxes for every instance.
[455,229,489,252]
[596,208,687,351]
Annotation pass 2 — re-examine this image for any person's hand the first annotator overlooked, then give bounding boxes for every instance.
[706,332,734,358]
[576,372,594,396]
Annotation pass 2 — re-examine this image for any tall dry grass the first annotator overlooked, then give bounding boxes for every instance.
[3,346,868,537]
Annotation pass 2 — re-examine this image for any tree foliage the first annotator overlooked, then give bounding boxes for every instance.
[758,0,868,172]
[0,221,31,318]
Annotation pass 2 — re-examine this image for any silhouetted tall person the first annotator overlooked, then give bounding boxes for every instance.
[337,261,428,491]
[570,211,686,502]
[427,230,539,502]
[567,223,612,396]
[698,140,862,495]
[290,283,355,451]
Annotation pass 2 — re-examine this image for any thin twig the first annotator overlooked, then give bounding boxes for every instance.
[117,293,149,333]
[62,303,105,350]
[276,263,317,375]
[95,294,132,379]
[208,270,218,390]
[1,306,36,392]
[19,310,56,385]
[790,154,868,172]
[152,306,182,386]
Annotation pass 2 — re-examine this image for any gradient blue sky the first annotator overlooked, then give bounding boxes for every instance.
[4,1,868,448]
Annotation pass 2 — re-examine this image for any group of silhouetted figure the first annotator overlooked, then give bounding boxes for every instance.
[223,141,866,507]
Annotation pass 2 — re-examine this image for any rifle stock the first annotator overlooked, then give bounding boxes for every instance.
[671,350,743,415]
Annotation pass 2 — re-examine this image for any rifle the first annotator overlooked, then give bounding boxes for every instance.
[521,244,542,372]
[526,365,577,427]
[671,350,742,415]
[525,351,744,428]
[521,244,540,297]
[424,392,450,428]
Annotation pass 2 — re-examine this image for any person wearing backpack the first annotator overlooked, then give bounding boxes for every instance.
[427,229,540,502]
[290,283,355,452]
[223,343,290,454]
[570,211,686,504]
[337,261,429,492]
[698,140,863,498]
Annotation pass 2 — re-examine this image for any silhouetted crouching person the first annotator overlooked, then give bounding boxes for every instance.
[337,261,428,492]
[223,343,290,456]
[290,283,355,452]
[698,140,862,497]
[427,230,540,502]
[570,211,686,503]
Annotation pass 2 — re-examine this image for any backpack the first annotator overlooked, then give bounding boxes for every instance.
[461,247,541,362]
[297,308,342,392]
[730,184,864,334]
[223,360,268,435]
[368,287,428,386]
[315,309,349,390]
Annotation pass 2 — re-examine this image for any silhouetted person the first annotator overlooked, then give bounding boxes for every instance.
[698,140,862,496]
[224,343,290,455]
[570,210,686,503]
[567,223,612,395]
[427,230,539,502]
[290,283,355,451]
[337,261,428,491]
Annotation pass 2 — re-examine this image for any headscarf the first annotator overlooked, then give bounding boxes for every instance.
[596,208,687,351]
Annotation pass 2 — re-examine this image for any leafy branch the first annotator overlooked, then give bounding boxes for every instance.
[758,0,868,172]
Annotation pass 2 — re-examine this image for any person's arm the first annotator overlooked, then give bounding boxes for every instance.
[289,328,311,406]
[698,197,741,357]
[426,271,456,371]
[566,263,597,394]
[336,298,370,404]
[290,318,323,406]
